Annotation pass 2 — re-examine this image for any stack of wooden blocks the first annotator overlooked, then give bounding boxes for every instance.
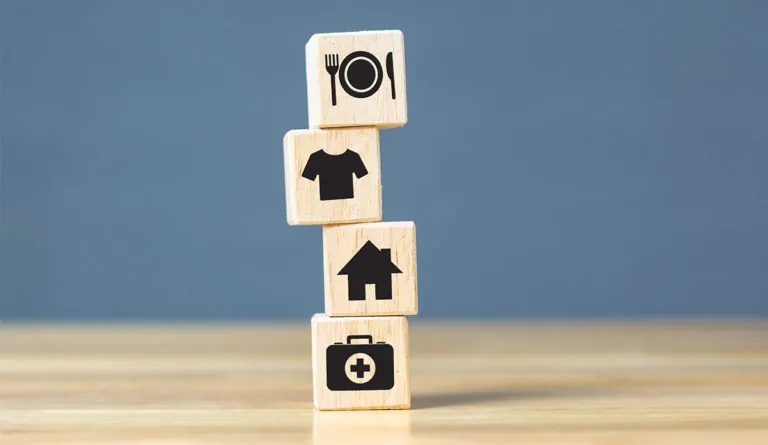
[283,30,416,411]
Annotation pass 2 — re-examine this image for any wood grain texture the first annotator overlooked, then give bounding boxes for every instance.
[311,314,410,410]
[284,127,382,225]
[323,221,418,316]
[306,30,407,129]
[1,320,768,444]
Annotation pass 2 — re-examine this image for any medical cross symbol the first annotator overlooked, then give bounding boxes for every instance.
[349,357,370,379]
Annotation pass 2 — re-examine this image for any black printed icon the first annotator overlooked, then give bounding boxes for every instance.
[302,149,368,201]
[324,54,339,106]
[385,52,396,100]
[325,51,396,105]
[326,335,395,391]
[338,241,402,301]
[339,51,383,99]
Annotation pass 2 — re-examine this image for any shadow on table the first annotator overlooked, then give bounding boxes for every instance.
[412,387,593,410]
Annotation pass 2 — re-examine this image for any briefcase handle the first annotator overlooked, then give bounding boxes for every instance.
[346,335,373,344]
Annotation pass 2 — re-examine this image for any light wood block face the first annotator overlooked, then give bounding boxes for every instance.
[283,128,382,226]
[306,30,407,129]
[311,314,410,411]
[322,222,417,316]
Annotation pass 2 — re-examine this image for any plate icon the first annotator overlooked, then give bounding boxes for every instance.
[338,51,383,99]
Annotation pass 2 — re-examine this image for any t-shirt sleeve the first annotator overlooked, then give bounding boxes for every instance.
[350,151,368,179]
[301,152,320,181]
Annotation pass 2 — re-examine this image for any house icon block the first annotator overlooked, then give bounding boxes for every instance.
[338,240,403,301]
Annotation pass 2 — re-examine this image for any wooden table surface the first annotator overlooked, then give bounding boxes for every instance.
[2,320,768,444]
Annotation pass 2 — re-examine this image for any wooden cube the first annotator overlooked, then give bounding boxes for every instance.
[312,314,410,410]
[306,30,407,129]
[322,222,417,316]
[284,128,381,225]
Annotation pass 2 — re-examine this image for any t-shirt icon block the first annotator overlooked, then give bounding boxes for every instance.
[284,127,382,225]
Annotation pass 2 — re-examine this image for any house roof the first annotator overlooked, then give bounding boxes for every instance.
[338,241,403,276]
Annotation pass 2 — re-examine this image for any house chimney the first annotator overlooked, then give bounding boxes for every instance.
[381,248,392,261]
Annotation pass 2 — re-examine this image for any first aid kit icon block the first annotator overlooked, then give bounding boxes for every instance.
[322,221,418,317]
[284,127,382,225]
[306,30,407,129]
[311,314,410,410]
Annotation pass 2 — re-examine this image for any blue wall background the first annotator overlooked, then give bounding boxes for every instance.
[2,1,767,320]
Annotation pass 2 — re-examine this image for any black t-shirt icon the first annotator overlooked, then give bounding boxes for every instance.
[302,149,368,201]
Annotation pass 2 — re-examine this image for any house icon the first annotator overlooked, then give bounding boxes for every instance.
[338,241,402,301]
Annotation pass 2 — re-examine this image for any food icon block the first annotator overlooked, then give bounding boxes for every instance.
[306,30,407,129]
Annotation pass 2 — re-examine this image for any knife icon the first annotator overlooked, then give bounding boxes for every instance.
[385,52,396,100]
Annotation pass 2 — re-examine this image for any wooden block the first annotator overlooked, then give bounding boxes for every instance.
[322,222,417,316]
[311,314,410,411]
[283,127,382,226]
[306,30,407,129]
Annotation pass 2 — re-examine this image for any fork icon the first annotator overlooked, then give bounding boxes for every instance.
[325,54,339,106]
